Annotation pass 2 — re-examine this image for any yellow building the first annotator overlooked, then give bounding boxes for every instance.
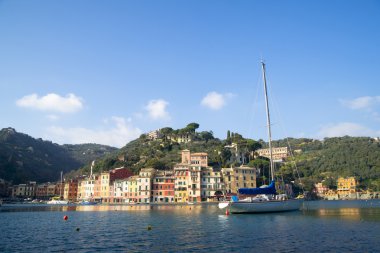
[221,166,256,194]
[337,177,356,195]
[174,164,190,202]
[98,172,111,203]
[126,176,139,203]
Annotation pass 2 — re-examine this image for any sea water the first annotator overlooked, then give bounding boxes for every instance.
[1,200,379,252]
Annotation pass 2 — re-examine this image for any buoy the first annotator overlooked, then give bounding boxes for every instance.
[147,225,152,231]
[63,215,68,221]
[226,209,230,216]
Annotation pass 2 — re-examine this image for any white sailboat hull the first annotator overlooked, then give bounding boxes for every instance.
[228,199,303,214]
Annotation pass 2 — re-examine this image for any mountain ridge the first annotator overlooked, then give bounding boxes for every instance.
[0,127,118,184]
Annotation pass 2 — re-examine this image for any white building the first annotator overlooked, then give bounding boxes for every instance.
[138,168,156,203]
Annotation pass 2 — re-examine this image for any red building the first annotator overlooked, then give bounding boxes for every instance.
[110,167,134,182]
[151,171,175,203]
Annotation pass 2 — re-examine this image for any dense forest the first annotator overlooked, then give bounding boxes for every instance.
[0,128,117,184]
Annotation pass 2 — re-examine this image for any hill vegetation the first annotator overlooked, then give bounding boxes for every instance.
[78,124,380,192]
[0,128,118,184]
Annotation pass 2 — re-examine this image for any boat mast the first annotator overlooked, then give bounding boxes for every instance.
[60,171,63,198]
[261,62,275,181]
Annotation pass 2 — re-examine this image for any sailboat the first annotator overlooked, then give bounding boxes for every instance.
[218,62,304,213]
[79,161,98,205]
[47,171,69,205]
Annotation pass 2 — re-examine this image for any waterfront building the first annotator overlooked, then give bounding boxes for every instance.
[63,179,78,202]
[174,164,190,202]
[256,147,288,162]
[46,183,56,197]
[99,172,111,203]
[221,166,256,194]
[151,171,175,203]
[36,183,47,199]
[11,181,37,198]
[201,167,224,201]
[137,168,156,203]
[174,150,210,202]
[337,177,357,195]
[188,165,202,202]
[113,179,128,203]
[78,176,96,201]
[125,175,139,203]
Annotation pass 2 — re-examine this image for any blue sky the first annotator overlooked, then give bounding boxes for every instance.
[0,0,379,148]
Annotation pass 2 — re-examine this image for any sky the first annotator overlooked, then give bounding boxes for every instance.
[0,0,379,148]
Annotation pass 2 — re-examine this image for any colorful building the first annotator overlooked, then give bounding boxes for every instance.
[151,171,175,203]
[125,176,139,203]
[63,179,78,202]
[201,167,224,201]
[174,164,189,202]
[222,166,256,194]
[113,179,128,203]
[337,177,357,195]
[138,168,156,203]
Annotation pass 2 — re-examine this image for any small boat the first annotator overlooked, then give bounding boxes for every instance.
[47,196,69,205]
[219,62,304,214]
[47,171,68,205]
[80,199,98,205]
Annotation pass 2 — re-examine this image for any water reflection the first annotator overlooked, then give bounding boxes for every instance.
[0,203,207,214]
[317,208,361,220]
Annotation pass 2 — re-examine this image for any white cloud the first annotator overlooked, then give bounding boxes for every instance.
[145,99,170,120]
[201,91,234,110]
[46,114,60,121]
[317,122,378,138]
[46,117,142,148]
[340,96,380,110]
[16,93,83,113]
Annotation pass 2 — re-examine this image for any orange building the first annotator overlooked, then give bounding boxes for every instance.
[63,179,78,202]
[152,171,175,203]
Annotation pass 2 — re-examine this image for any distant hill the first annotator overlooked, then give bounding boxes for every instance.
[0,128,118,184]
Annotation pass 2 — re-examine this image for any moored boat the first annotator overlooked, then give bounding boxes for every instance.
[47,196,69,205]
[219,62,304,214]
[47,171,69,205]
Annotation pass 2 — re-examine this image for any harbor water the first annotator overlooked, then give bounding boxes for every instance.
[1,200,380,252]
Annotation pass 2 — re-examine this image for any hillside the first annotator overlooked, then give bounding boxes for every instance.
[274,137,380,191]
[2,124,380,192]
[81,124,380,191]
[0,128,118,184]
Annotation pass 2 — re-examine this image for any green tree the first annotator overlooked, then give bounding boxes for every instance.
[185,123,200,133]
[322,177,337,190]
[220,148,232,167]
[199,131,214,142]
